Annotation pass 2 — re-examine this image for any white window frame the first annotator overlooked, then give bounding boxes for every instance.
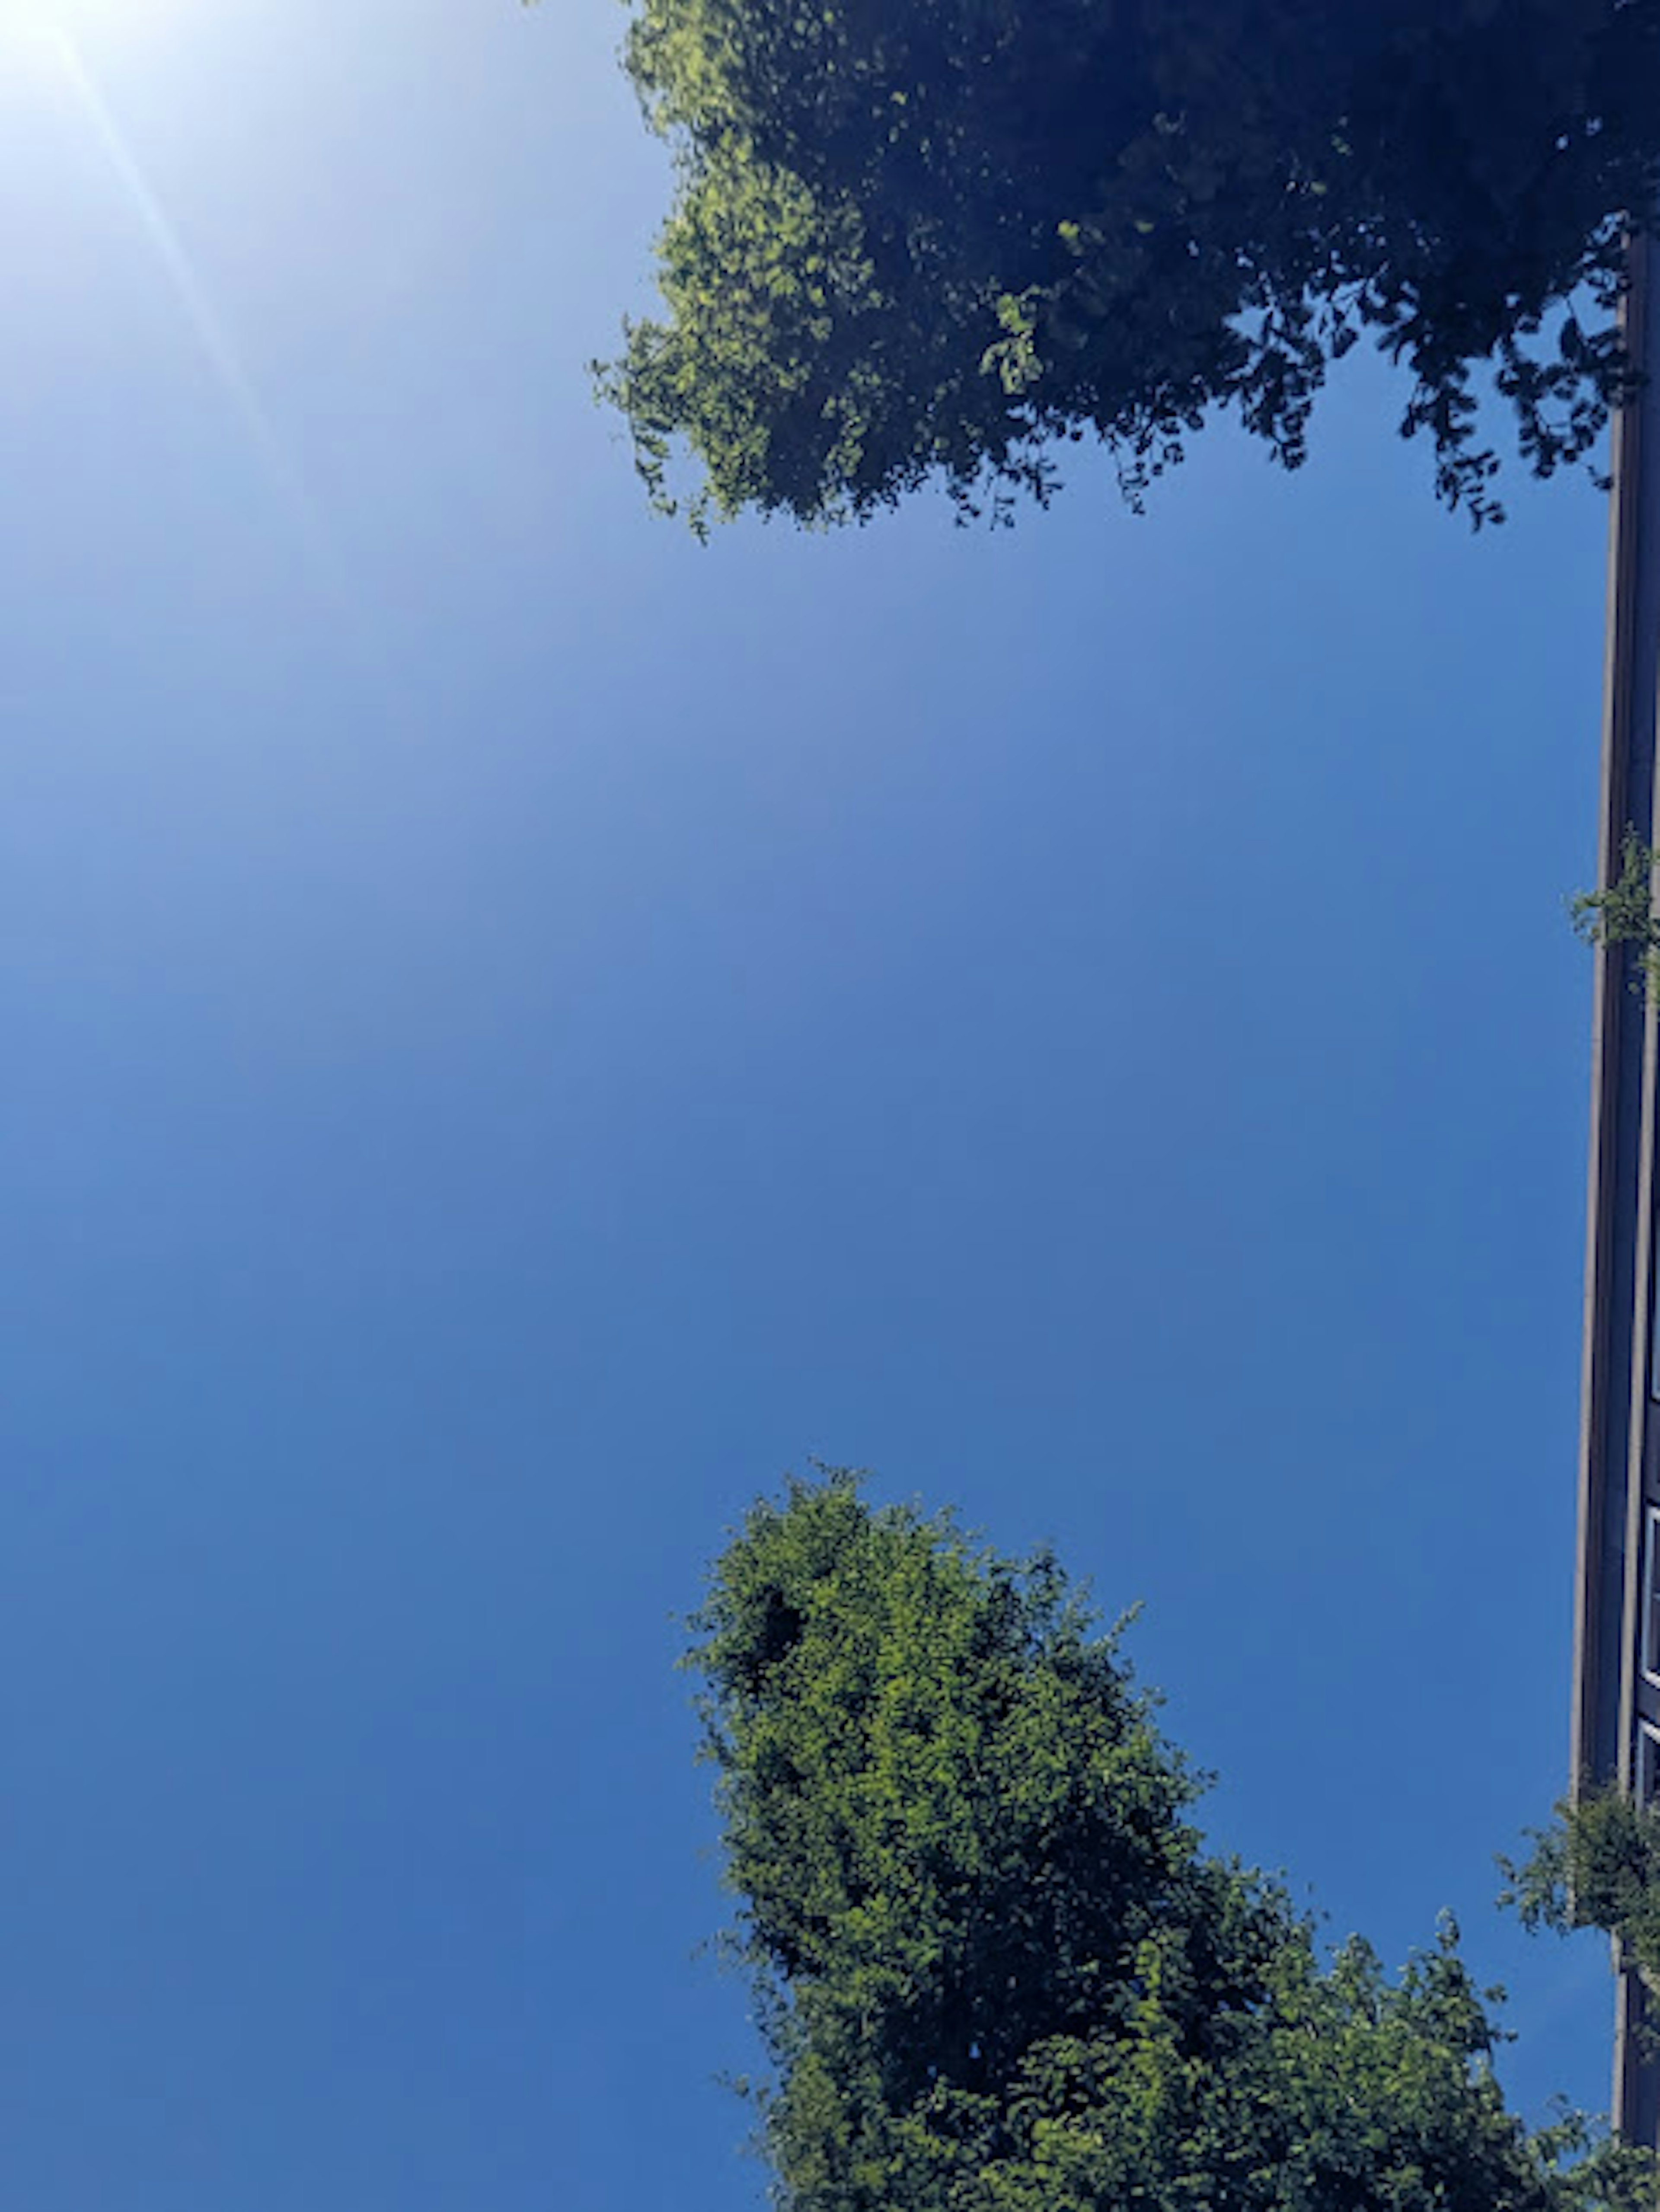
[1644,1508,1660,1688]
[1639,1722,1660,1808]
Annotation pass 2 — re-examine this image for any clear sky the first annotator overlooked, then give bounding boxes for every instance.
[0,2,1629,2205]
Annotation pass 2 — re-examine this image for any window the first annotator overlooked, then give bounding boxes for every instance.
[1639,1723,1660,1808]
[1645,1508,1660,1687]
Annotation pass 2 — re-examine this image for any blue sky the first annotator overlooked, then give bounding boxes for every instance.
[0,2,1628,2205]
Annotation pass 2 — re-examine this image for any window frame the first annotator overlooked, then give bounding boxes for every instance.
[1639,1720,1660,1807]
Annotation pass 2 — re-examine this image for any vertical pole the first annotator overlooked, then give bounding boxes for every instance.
[1573,230,1660,2147]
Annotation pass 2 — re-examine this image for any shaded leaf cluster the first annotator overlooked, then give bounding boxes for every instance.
[600,0,1660,531]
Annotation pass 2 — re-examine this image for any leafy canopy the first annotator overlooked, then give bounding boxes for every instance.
[688,1471,1657,2212]
[599,0,1660,532]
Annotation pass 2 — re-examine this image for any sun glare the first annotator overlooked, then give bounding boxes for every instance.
[4,0,350,627]
[3,0,201,54]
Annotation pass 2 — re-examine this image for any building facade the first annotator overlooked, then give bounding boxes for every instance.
[1573,233,1660,2148]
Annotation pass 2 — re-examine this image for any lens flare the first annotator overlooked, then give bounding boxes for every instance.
[22,19,358,628]
[4,0,205,49]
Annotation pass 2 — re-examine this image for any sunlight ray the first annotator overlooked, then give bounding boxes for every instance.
[45,26,353,617]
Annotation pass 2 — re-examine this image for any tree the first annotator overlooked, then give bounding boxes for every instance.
[597,0,1660,533]
[1503,1785,1660,1998]
[687,1470,1657,2212]
[1571,830,1660,999]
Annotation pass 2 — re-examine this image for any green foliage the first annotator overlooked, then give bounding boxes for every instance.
[1571,830,1660,998]
[1501,1785,1660,1995]
[690,1471,1658,2211]
[599,0,1660,532]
